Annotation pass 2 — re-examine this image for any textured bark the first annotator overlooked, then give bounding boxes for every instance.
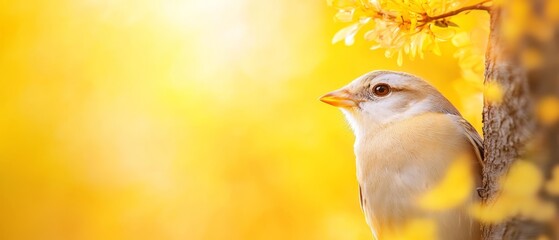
[481,1,559,239]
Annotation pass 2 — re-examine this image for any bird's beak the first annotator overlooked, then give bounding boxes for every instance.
[319,89,358,108]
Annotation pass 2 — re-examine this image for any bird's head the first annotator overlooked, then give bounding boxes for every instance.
[320,70,459,133]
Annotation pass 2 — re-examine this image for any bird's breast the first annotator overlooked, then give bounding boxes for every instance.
[354,113,476,238]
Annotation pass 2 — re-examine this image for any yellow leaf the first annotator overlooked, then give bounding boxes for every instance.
[332,23,359,45]
[417,33,426,59]
[536,96,559,126]
[501,160,542,197]
[451,32,471,47]
[397,49,403,66]
[385,48,395,58]
[335,9,355,22]
[519,199,555,222]
[418,154,474,211]
[472,160,552,223]
[545,165,559,195]
[459,54,482,70]
[470,197,516,223]
[484,82,503,104]
[432,41,442,56]
[410,16,417,33]
[383,218,437,240]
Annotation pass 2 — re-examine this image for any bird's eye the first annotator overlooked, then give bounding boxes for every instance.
[372,84,391,97]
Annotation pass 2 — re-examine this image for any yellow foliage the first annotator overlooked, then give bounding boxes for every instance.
[329,0,491,66]
[383,218,437,240]
[484,82,504,104]
[501,160,543,197]
[471,161,556,223]
[451,32,471,48]
[536,96,559,126]
[545,0,559,22]
[545,166,559,196]
[502,0,554,45]
[501,0,529,44]
[419,154,474,211]
[335,9,355,22]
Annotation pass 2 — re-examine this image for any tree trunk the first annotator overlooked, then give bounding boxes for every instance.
[481,1,559,239]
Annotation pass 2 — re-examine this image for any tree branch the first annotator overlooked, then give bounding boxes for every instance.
[423,0,492,23]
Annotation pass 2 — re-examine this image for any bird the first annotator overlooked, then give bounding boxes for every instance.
[319,70,483,240]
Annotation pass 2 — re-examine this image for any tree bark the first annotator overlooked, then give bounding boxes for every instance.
[481,1,559,239]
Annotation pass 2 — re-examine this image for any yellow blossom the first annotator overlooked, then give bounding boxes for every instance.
[328,0,489,65]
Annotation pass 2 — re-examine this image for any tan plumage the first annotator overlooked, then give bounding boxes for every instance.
[320,71,482,240]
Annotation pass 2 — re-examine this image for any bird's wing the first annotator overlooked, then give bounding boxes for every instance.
[359,184,364,211]
[447,114,484,168]
[458,117,484,168]
[359,184,379,239]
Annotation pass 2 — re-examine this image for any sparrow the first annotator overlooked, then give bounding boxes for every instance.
[320,70,483,240]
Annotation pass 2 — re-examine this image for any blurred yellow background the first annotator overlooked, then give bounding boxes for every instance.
[0,1,486,239]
